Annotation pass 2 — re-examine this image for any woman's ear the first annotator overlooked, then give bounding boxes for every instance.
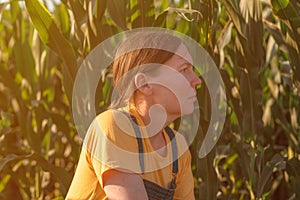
[134,73,152,95]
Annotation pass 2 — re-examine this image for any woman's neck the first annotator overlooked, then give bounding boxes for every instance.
[132,101,173,157]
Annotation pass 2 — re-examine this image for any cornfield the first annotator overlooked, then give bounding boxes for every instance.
[0,0,299,199]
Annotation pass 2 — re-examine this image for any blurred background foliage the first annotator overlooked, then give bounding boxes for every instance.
[0,0,299,199]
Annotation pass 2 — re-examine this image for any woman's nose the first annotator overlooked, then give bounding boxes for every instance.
[190,71,202,89]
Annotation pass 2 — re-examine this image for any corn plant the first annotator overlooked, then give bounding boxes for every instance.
[0,0,299,199]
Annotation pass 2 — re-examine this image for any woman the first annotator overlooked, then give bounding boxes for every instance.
[66,31,202,200]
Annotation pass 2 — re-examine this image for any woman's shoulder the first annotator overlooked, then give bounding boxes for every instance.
[94,109,117,122]
[94,109,129,127]
[91,109,136,140]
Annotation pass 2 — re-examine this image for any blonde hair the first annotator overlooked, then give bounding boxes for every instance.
[111,32,182,108]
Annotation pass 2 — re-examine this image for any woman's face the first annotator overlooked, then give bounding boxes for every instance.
[148,43,202,117]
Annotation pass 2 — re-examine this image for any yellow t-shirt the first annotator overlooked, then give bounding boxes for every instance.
[66,109,195,200]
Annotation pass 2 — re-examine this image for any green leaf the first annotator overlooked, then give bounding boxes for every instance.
[174,7,204,21]
[96,0,107,21]
[24,0,52,43]
[25,110,41,153]
[219,0,246,39]
[67,0,87,30]
[50,113,71,135]
[10,1,21,23]
[271,0,300,81]
[0,154,19,171]
[223,153,238,170]
[264,20,286,47]
[13,38,37,89]
[287,157,300,198]
[107,0,127,29]
[0,65,18,97]
[130,0,155,27]
[25,0,77,103]
[41,130,51,159]
[152,10,168,27]
[271,0,290,13]
[153,7,202,28]
[42,87,55,102]
[29,153,72,192]
[102,80,112,103]
[58,3,70,34]
[257,154,285,198]
[287,157,300,181]
[0,153,72,193]
[240,0,262,22]
[271,0,300,49]
[0,174,11,193]
[0,2,8,18]
[217,21,233,68]
[160,0,169,11]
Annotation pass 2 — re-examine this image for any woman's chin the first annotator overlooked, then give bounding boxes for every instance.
[181,105,195,116]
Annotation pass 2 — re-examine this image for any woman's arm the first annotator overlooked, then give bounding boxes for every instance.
[103,169,148,200]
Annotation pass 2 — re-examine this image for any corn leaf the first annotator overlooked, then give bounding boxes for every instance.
[219,0,246,39]
[24,0,77,102]
[286,157,300,198]
[130,0,155,27]
[0,154,19,172]
[107,0,127,29]
[271,0,300,47]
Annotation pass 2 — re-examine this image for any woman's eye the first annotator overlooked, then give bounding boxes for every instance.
[180,65,190,73]
[182,65,191,73]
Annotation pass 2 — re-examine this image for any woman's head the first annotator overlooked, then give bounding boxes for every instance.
[110,31,201,117]
[111,32,182,108]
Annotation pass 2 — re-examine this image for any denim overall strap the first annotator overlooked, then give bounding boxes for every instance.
[164,126,178,188]
[125,112,178,199]
[126,113,178,174]
[123,112,145,173]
